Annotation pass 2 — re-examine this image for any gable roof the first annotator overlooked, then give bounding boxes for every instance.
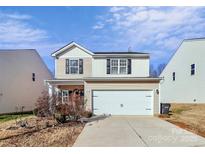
[51,41,94,57]
[183,37,205,42]
[51,41,149,58]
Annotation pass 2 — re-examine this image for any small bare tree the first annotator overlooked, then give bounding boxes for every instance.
[35,90,58,117]
[36,90,92,123]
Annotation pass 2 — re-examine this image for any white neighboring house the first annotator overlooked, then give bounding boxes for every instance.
[46,42,161,116]
[160,38,205,104]
[0,49,52,114]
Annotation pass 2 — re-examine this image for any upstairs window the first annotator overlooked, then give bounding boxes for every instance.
[111,59,119,74]
[110,59,128,74]
[119,59,127,74]
[191,64,195,75]
[107,59,131,75]
[70,59,79,74]
[32,73,35,82]
[65,59,83,74]
[172,72,175,81]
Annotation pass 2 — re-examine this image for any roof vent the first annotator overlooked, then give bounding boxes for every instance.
[128,46,132,52]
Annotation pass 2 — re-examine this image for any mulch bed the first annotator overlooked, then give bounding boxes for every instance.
[0,117,84,147]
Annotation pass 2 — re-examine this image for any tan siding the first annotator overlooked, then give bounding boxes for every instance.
[55,57,92,79]
[0,51,52,114]
[92,58,149,77]
[84,82,160,114]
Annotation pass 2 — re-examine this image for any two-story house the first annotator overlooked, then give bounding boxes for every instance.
[160,38,205,104]
[46,42,161,115]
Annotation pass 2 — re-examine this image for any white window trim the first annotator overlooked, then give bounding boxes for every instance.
[110,59,128,74]
[69,59,80,74]
[62,90,69,104]
[119,59,127,74]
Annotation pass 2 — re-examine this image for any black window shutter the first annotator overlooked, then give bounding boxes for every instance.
[128,59,131,74]
[65,59,69,74]
[79,59,83,74]
[107,59,110,74]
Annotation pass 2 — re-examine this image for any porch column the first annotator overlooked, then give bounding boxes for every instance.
[47,82,55,115]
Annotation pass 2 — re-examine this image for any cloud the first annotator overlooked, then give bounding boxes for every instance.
[92,7,205,65]
[92,22,104,29]
[0,11,32,20]
[0,12,48,43]
[0,11,64,72]
[0,20,48,43]
[109,7,125,13]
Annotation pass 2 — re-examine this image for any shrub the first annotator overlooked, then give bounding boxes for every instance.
[81,111,93,118]
[33,108,38,116]
[36,89,92,122]
[35,91,50,117]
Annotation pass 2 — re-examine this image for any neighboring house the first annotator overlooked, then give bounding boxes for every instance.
[46,42,161,115]
[0,49,52,114]
[160,38,205,104]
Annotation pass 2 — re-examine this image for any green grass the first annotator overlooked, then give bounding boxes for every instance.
[172,108,184,114]
[0,114,33,123]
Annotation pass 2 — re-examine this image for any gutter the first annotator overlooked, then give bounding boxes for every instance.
[83,77,162,82]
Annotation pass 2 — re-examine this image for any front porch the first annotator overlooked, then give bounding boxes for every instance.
[45,79,84,105]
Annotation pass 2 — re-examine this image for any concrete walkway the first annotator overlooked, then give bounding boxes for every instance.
[73,116,205,147]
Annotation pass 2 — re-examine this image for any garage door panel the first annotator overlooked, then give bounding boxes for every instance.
[93,90,153,115]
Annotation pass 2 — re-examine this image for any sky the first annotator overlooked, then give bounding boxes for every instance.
[0,6,205,74]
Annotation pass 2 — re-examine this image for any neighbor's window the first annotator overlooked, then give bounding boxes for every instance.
[191,64,195,75]
[172,72,175,81]
[110,59,127,74]
[32,73,35,82]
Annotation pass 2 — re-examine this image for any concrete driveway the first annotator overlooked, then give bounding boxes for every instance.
[73,116,205,147]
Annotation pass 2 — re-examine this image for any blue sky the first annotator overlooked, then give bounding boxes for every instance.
[0,6,205,73]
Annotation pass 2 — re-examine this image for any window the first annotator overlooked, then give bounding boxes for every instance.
[69,59,79,74]
[172,72,175,81]
[191,64,195,75]
[120,59,127,74]
[62,90,69,104]
[65,59,83,74]
[110,59,127,74]
[111,59,118,74]
[32,73,35,82]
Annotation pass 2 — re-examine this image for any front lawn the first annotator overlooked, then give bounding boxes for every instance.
[0,114,32,123]
[160,103,205,138]
[0,116,84,147]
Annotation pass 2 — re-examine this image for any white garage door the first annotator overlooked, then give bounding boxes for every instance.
[93,90,153,115]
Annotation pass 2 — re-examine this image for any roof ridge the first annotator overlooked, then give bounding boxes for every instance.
[93,51,148,54]
[184,37,205,41]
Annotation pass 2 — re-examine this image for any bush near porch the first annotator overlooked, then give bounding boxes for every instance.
[34,90,92,123]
